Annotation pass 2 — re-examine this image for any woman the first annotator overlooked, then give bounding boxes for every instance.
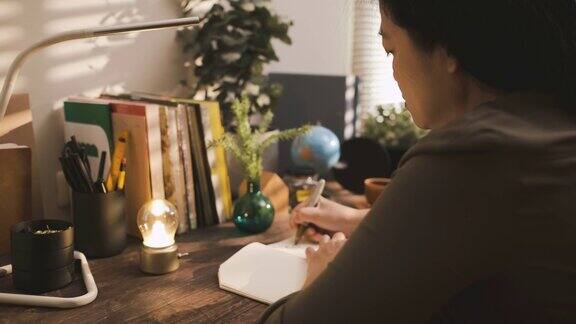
[260,0,576,323]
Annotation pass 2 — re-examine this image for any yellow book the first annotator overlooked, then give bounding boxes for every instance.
[197,101,233,222]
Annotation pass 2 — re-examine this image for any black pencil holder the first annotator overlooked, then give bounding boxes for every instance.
[72,190,126,258]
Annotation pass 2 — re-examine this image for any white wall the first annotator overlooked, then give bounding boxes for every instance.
[0,0,184,220]
[269,0,353,76]
[270,0,402,112]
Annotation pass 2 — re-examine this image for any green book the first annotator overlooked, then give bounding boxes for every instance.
[63,98,114,180]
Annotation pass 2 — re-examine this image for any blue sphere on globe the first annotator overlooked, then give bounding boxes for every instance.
[291,126,341,173]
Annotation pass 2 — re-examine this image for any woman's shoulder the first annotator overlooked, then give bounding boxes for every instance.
[401,92,576,164]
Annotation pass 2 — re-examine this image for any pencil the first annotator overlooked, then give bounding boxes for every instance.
[97,151,107,182]
[117,158,127,191]
[93,151,108,193]
[71,154,93,193]
[294,179,326,245]
[105,131,129,192]
[71,136,92,183]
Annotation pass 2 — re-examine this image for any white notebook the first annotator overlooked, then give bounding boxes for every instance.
[218,238,317,304]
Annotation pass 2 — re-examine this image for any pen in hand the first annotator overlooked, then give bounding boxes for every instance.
[294,179,326,245]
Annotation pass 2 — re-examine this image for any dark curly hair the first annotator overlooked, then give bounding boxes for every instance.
[379,0,576,110]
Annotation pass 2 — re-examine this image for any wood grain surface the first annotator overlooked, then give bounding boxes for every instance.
[0,214,292,323]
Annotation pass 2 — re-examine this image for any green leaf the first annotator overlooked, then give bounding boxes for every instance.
[179,0,293,124]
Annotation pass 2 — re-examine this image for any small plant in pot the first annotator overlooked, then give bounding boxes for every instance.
[210,96,310,233]
[361,103,427,173]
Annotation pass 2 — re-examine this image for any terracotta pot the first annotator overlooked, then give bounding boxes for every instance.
[364,178,391,205]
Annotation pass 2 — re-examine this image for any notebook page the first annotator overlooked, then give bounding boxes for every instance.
[268,237,318,258]
[218,242,307,304]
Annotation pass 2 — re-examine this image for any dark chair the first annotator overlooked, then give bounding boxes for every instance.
[332,137,391,194]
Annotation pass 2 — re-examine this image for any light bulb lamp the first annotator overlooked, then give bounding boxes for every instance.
[137,199,180,275]
[0,16,200,125]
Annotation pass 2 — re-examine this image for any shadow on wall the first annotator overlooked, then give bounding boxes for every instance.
[0,0,184,220]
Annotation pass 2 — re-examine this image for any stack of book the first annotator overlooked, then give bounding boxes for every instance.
[63,93,233,237]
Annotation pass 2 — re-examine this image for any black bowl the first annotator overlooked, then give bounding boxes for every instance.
[11,245,74,271]
[12,263,75,294]
[10,219,75,293]
[11,219,74,251]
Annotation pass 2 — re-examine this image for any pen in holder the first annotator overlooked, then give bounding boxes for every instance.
[61,135,128,258]
[72,190,126,258]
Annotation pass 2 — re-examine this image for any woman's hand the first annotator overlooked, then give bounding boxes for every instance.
[303,232,347,288]
[290,197,367,242]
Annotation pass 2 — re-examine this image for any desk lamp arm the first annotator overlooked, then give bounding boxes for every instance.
[0,16,200,123]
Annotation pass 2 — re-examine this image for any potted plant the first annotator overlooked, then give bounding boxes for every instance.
[361,103,427,172]
[210,97,310,233]
[179,0,292,124]
[180,0,293,190]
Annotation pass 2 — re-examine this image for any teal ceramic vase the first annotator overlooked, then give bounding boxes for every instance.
[233,179,275,233]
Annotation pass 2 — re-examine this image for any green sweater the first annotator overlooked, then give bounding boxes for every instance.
[260,93,576,323]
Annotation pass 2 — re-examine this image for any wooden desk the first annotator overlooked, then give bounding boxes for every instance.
[0,214,292,323]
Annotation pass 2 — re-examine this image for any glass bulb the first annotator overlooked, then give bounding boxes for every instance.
[137,199,179,248]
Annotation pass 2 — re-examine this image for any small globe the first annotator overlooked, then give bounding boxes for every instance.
[291,126,341,173]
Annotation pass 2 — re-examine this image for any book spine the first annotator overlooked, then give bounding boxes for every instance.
[145,105,165,200]
[167,107,189,234]
[200,104,225,224]
[207,102,233,221]
[176,105,197,230]
[186,104,216,227]
[194,105,218,226]
[186,106,203,227]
